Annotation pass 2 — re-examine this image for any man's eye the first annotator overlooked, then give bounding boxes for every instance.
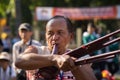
[58,31,64,35]
[47,32,53,36]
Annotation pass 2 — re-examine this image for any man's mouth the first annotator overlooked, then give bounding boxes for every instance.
[52,43,58,48]
[51,44,58,54]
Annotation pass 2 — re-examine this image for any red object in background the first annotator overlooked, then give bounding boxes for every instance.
[102,70,115,80]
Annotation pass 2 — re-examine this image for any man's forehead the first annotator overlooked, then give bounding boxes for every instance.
[46,18,67,27]
[19,29,31,32]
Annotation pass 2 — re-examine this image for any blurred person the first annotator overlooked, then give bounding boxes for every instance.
[11,34,20,45]
[82,22,106,80]
[95,26,106,71]
[95,26,105,39]
[0,52,16,80]
[82,22,97,45]
[12,23,42,80]
[0,37,3,52]
[106,36,119,76]
[15,16,97,80]
[82,22,98,57]
[1,32,12,53]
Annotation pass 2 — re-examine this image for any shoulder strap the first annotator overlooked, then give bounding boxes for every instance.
[29,39,32,46]
[9,65,12,77]
[19,46,22,53]
[19,40,32,53]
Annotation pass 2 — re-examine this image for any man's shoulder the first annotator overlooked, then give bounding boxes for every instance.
[83,32,89,37]
[37,46,48,50]
[32,40,42,46]
[37,46,51,55]
[32,40,40,43]
[13,41,22,46]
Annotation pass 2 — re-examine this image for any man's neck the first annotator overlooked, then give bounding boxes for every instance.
[2,66,7,71]
[22,39,29,44]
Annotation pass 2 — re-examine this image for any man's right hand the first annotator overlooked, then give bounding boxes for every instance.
[24,46,38,53]
[52,54,76,72]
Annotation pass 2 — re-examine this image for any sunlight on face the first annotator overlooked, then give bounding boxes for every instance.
[46,18,72,54]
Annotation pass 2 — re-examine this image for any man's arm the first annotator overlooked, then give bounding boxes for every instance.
[15,46,97,80]
[12,45,17,68]
[71,64,97,80]
[15,46,71,70]
[15,52,55,70]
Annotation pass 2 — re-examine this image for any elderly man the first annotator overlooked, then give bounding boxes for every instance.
[15,16,97,80]
[12,23,42,80]
[0,52,16,80]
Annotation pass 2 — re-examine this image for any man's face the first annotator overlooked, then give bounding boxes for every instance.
[87,26,95,34]
[0,59,9,68]
[19,29,32,42]
[46,18,72,54]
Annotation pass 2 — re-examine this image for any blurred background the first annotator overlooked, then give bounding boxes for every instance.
[1,0,120,46]
[1,0,120,79]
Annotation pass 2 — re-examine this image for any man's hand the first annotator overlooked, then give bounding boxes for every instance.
[52,54,76,72]
[24,46,38,53]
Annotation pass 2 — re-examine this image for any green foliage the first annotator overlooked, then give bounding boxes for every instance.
[21,0,32,24]
[1,0,120,32]
[0,0,10,18]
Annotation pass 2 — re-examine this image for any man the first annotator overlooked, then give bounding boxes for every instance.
[82,22,97,45]
[0,52,16,80]
[15,16,97,80]
[1,32,11,53]
[12,23,42,80]
[82,22,106,80]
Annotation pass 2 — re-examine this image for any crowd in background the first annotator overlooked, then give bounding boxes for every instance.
[0,32,19,80]
[82,22,120,80]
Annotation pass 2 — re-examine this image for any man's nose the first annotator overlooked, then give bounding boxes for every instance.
[52,34,59,40]
[22,32,26,35]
